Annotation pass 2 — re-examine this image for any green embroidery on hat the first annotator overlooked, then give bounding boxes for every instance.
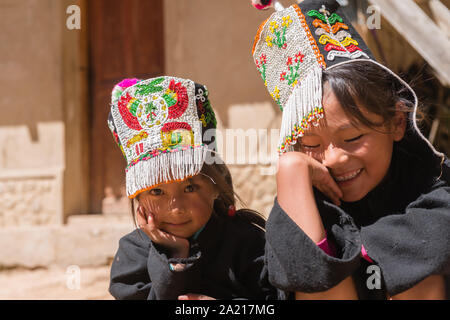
[280,51,305,87]
[135,77,165,96]
[307,10,343,24]
[162,93,177,107]
[170,132,183,145]
[266,16,292,49]
[144,102,158,121]
[203,99,217,127]
[128,99,140,116]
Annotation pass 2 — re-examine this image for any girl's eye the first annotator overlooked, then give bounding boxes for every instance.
[301,143,320,149]
[345,134,364,142]
[149,188,163,196]
[184,185,196,193]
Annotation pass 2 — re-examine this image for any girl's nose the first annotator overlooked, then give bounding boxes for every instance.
[322,144,349,168]
[167,196,186,214]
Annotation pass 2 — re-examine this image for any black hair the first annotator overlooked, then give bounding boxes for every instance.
[322,60,421,131]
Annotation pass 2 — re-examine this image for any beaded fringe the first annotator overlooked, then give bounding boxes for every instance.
[126,145,208,198]
[279,64,324,153]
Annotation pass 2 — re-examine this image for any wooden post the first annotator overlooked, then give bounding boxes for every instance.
[62,0,90,221]
[369,0,450,86]
[429,0,450,37]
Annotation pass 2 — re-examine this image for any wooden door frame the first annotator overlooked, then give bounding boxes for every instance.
[87,0,165,213]
[62,0,90,222]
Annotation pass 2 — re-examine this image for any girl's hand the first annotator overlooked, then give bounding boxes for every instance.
[136,206,190,259]
[278,151,343,206]
[178,294,216,300]
[303,152,343,206]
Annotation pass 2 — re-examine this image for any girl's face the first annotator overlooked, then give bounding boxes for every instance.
[297,84,406,202]
[138,174,218,238]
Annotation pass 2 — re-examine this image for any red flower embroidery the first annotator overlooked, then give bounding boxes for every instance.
[260,54,267,64]
[280,72,287,81]
[295,52,305,63]
[287,57,293,66]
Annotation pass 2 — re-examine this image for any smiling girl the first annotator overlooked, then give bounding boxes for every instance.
[270,61,449,300]
[251,0,450,300]
[107,76,280,300]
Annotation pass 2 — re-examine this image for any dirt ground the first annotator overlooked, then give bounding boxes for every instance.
[0,265,114,300]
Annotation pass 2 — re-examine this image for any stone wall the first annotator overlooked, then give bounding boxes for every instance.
[0,170,63,227]
[0,123,65,226]
[0,0,66,227]
[224,102,282,217]
[0,215,133,269]
[0,0,89,225]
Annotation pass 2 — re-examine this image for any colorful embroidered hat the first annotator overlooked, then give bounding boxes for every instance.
[252,0,378,153]
[108,76,217,199]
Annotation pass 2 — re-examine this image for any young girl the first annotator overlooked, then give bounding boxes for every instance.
[107,76,281,300]
[251,0,450,299]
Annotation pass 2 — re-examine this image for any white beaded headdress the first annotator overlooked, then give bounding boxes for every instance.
[108,76,217,199]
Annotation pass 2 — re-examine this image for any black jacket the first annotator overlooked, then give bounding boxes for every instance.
[109,212,282,300]
[265,127,450,299]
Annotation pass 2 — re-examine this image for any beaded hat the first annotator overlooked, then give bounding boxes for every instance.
[108,76,217,199]
[251,0,432,155]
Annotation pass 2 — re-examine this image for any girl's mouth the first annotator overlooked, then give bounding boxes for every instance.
[165,221,190,227]
[332,168,363,184]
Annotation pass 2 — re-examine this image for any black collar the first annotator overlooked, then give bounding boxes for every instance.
[190,212,226,253]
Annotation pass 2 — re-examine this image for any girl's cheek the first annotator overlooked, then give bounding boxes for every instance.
[142,201,165,224]
[188,197,208,211]
[353,139,376,158]
[188,194,214,213]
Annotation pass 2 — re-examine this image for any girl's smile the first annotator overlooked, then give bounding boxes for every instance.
[332,168,363,185]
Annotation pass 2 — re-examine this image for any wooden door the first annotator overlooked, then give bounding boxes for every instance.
[88,0,164,213]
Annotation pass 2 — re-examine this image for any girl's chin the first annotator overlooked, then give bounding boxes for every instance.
[338,171,371,203]
[341,189,369,203]
[164,229,188,238]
